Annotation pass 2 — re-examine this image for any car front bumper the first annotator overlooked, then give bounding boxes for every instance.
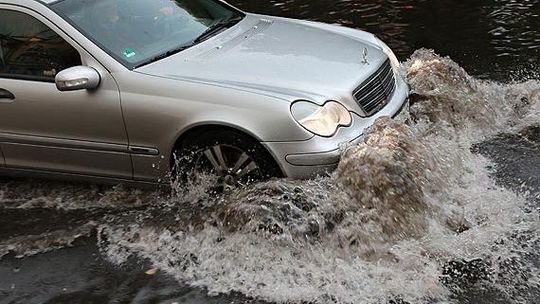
[262,76,409,179]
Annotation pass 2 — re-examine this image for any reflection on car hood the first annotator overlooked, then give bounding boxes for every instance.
[135,14,387,102]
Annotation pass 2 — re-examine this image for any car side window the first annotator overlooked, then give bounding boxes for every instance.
[0,9,81,81]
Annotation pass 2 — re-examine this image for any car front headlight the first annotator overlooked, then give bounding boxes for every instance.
[375,37,401,70]
[291,101,352,137]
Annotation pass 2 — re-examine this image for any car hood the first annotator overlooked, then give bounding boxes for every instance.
[136,14,388,104]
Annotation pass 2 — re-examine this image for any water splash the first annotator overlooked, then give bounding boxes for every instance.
[96,49,540,303]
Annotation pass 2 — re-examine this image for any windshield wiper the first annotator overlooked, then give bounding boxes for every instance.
[133,43,195,69]
[193,15,244,44]
[133,15,244,69]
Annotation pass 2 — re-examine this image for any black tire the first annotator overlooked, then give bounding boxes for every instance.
[172,129,282,188]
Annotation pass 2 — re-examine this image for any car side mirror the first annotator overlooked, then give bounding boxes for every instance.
[55,66,101,91]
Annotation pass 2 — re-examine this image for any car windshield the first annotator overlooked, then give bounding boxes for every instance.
[51,0,244,68]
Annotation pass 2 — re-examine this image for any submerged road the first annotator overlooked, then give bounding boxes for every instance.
[0,125,538,304]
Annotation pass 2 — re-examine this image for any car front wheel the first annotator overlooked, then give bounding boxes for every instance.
[173,129,282,190]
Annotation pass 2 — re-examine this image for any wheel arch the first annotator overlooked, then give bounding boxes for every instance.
[170,122,285,177]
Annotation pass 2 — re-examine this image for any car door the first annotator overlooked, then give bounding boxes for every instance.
[0,7,132,179]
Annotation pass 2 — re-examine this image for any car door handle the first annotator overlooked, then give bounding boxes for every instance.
[0,88,15,101]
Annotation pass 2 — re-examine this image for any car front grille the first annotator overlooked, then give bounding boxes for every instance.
[353,59,396,115]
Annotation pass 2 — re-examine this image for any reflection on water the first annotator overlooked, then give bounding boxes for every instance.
[228,0,539,80]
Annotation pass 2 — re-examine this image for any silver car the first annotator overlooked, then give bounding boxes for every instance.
[0,0,408,187]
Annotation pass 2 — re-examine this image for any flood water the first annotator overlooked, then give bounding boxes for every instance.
[1,1,539,304]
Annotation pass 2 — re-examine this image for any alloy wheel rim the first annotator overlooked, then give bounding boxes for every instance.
[193,144,261,189]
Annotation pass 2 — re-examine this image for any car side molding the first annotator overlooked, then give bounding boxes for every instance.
[128,146,160,155]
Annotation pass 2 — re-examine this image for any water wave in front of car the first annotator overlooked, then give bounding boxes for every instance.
[94,49,540,303]
[1,49,539,303]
